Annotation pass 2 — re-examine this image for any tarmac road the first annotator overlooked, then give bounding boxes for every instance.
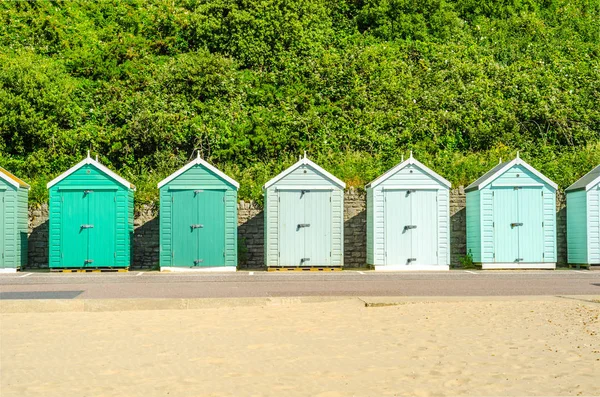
[0,270,599,299]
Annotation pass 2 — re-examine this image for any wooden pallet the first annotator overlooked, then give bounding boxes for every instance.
[51,268,129,273]
[267,266,342,272]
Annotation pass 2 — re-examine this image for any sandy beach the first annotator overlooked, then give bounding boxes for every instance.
[1,296,599,397]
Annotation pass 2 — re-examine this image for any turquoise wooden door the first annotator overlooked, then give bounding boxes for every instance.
[279,190,305,266]
[412,190,438,265]
[171,190,199,266]
[518,187,544,262]
[87,191,117,267]
[197,190,226,266]
[493,188,519,262]
[0,190,4,267]
[304,191,331,266]
[61,191,90,268]
[384,190,411,265]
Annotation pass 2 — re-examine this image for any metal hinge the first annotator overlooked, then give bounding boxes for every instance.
[172,196,174,202]
[223,196,225,202]
[542,222,544,227]
[223,251,225,257]
[114,252,116,258]
[172,251,174,258]
[493,222,495,228]
[492,191,494,197]
[543,253,545,258]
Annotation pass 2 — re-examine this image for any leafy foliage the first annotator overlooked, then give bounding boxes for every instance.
[0,0,599,206]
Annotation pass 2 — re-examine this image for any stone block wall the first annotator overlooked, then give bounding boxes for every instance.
[24,189,569,269]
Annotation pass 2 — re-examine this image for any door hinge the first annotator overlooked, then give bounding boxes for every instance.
[114,252,116,258]
[278,197,280,202]
[172,251,174,258]
[542,222,544,227]
[542,253,545,258]
[493,222,495,228]
[223,251,225,257]
[223,196,225,202]
[278,251,280,257]
[330,251,331,257]
[492,191,494,197]
[172,196,174,203]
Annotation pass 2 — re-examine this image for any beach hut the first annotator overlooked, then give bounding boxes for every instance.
[263,154,345,268]
[158,154,239,271]
[0,167,30,272]
[365,153,451,271]
[465,154,557,269]
[47,153,135,269]
[566,165,600,268]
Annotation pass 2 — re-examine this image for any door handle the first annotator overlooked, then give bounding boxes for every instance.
[405,225,417,230]
[407,258,417,262]
[297,223,311,228]
[511,222,523,227]
[84,190,94,194]
[516,258,524,262]
[194,259,204,265]
[191,224,204,229]
[84,259,94,264]
[81,224,94,229]
[301,258,311,263]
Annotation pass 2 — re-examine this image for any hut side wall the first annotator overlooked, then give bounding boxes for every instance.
[589,186,600,264]
[466,190,482,263]
[16,186,28,268]
[1,181,16,268]
[566,190,588,264]
[366,188,374,265]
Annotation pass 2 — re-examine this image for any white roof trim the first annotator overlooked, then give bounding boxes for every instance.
[586,176,600,191]
[157,157,239,189]
[263,157,346,190]
[47,157,134,190]
[473,157,557,191]
[0,170,20,189]
[366,156,451,189]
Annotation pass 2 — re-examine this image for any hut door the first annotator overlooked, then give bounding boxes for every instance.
[61,191,91,268]
[87,191,117,267]
[0,190,4,267]
[384,190,412,265]
[197,190,226,267]
[517,187,544,262]
[171,190,199,266]
[411,190,438,265]
[493,188,519,263]
[278,190,306,266]
[304,191,331,266]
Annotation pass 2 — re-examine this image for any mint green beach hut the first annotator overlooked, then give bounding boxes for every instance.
[466,154,557,269]
[365,154,451,271]
[47,154,135,269]
[263,155,346,268]
[158,155,239,272]
[0,167,29,272]
[566,165,600,268]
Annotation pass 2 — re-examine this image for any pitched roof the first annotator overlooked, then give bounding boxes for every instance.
[263,156,346,190]
[565,164,600,192]
[47,155,135,190]
[157,156,239,189]
[465,156,558,192]
[0,167,30,189]
[365,154,451,189]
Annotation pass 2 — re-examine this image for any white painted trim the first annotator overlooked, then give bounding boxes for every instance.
[481,262,556,270]
[160,266,237,272]
[474,158,557,191]
[275,186,335,191]
[0,268,18,273]
[374,264,450,271]
[157,157,239,189]
[586,176,600,191]
[491,182,544,188]
[366,156,451,189]
[0,171,20,189]
[47,157,134,190]
[263,157,345,190]
[382,185,440,190]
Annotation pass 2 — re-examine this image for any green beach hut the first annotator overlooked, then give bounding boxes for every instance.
[365,153,451,271]
[47,153,135,269]
[466,154,558,269]
[0,167,30,272]
[566,164,600,268]
[263,154,346,268]
[158,154,239,272]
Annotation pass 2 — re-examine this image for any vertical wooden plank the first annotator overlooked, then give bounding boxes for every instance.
[492,188,519,263]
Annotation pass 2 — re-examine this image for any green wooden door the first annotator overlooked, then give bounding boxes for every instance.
[171,190,199,267]
[87,191,117,267]
[0,190,5,267]
[304,191,331,266]
[518,187,544,263]
[493,187,519,263]
[411,190,438,265]
[60,191,90,268]
[197,190,226,266]
[385,190,412,265]
[279,190,306,266]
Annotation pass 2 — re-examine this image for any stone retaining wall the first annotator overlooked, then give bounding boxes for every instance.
[25,188,569,269]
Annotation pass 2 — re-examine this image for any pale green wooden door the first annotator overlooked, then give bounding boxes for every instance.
[385,190,412,265]
[279,190,305,266]
[197,190,226,267]
[304,191,331,266]
[171,190,199,266]
[518,187,544,262]
[60,191,89,268]
[411,190,438,265]
[0,190,5,267]
[493,188,519,263]
[87,191,117,267]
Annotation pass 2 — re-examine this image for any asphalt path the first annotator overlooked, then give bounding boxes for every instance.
[0,270,599,299]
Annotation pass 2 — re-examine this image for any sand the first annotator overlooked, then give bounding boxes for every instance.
[1,296,599,397]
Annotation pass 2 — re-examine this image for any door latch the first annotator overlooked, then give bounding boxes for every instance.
[194,259,204,265]
[297,223,311,228]
[510,222,523,228]
[405,225,417,230]
[515,258,524,262]
[81,224,94,229]
[84,190,94,194]
[300,258,311,263]
[407,258,417,263]
[191,224,204,229]
[84,259,94,264]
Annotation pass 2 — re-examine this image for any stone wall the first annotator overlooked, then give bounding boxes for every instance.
[25,189,569,269]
